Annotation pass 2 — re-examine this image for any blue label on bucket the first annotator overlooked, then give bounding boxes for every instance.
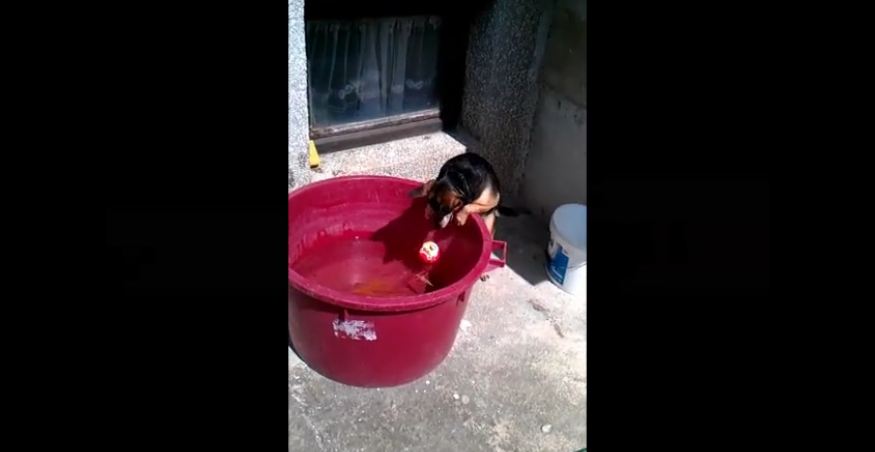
[547,241,569,284]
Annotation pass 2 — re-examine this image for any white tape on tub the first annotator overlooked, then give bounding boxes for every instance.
[332,319,377,341]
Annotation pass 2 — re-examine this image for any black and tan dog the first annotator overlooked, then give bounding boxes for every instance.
[409,153,518,237]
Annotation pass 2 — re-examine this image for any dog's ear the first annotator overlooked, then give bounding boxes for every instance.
[408,179,435,198]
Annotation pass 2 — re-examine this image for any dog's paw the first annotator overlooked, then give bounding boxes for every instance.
[479,274,490,282]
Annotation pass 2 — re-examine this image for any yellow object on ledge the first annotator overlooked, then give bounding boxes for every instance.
[308,140,320,168]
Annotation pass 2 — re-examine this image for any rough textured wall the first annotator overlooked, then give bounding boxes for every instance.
[460,0,553,197]
[288,0,311,190]
[520,0,586,220]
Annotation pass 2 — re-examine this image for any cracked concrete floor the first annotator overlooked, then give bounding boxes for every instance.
[289,213,587,452]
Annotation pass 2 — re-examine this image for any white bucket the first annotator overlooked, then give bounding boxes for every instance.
[545,203,586,296]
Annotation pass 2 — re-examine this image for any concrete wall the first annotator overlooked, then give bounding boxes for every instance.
[519,0,586,220]
[459,0,553,197]
[289,0,311,189]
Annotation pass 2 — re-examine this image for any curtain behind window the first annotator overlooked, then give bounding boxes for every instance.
[306,16,441,128]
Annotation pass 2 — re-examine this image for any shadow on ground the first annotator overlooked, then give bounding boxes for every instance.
[493,210,551,287]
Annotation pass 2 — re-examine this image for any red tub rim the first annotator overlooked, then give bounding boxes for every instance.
[288,175,494,312]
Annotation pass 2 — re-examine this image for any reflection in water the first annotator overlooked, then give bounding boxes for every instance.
[293,236,440,298]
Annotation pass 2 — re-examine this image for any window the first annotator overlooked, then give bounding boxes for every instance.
[305,16,441,133]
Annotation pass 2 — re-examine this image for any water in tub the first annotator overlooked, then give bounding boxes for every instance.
[292,234,439,297]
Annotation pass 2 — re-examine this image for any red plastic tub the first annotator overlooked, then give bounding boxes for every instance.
[288,175,506,387]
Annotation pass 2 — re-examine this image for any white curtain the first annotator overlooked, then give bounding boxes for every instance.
[306,16,441,127]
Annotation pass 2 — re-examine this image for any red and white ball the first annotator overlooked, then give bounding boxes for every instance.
[418,241,440,264]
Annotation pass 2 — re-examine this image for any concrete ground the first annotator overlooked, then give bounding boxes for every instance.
[308,131,468,183]
[290,133,586,451]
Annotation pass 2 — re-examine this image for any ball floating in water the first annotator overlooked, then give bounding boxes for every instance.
[419,241,440,264]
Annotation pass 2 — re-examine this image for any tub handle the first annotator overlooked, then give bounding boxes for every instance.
[484,240,508,273]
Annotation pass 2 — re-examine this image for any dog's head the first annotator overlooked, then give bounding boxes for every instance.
[409,178,466,229]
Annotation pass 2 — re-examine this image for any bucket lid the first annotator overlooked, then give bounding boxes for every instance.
[551,204,586,252]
